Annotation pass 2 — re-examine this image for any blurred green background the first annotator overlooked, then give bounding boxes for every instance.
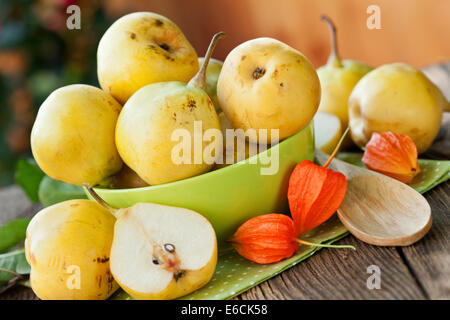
[0,0,109,186]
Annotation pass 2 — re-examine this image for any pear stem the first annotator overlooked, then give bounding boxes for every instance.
[188,32,226,90]
[0,268,23,295]
[323,126,350,168]
[0,267,23,278]
[294,238,356,250]
[83,183,119,218]
[320,15,343,68]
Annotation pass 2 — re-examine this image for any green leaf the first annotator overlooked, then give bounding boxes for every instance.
[0,249,30,287]
[0,218,30,253]
[38,176,86,207]
[15,159,45,203]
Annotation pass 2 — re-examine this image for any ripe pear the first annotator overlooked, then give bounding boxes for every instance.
[313,111,342,154]
[116,33,224,185]
[348,63,447,153]
[85,187,217,300]
[25,200,118,300]
[31,84,123,187]
[217,37,320,143]
[198,57,223,112]
[97,12,199,104]
[317,16,372,148]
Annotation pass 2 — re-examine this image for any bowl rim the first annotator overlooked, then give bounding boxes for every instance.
[96,121,313,193]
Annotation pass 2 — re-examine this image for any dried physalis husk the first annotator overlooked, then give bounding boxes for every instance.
[362,132,420,184]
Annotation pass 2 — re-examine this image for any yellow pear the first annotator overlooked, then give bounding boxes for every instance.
[317,16,372,148]
[217,37,320,143]
[25,200,118,300]
[198,57,223,112]
[31,84,123,186]
[348,63,447,153]
[314,111,342,154]
[116,33,224,185]
[97,12,199,104]
[85,187,217,300]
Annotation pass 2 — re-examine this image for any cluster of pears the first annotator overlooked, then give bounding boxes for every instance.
[314,16,449,155]
[26,189,217,300]
[27,11,322,300]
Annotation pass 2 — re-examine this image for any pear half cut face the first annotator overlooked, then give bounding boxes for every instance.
[110,203,217,300]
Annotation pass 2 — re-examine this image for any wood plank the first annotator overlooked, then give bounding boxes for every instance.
[398,62,450,299]
[0,286,37,300]
[238,234,426,299]
[398,181,450,299]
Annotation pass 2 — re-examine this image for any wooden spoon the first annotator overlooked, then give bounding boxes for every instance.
[315,150,432,246]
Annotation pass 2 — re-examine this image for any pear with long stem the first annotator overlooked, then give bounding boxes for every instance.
[116,33,225,186]
[317,15,372,149]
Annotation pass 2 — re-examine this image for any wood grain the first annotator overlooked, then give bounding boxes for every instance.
[238,235,426,299]
[398,181,450,299]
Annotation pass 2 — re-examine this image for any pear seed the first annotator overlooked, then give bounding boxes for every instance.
[164,243,175,253]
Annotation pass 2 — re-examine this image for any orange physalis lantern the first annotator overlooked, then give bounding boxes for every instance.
[362,132,420,184]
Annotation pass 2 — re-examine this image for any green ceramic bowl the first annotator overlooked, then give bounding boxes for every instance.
[87,122,314,243]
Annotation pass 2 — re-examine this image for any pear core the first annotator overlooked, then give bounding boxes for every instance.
[110,203,217,300]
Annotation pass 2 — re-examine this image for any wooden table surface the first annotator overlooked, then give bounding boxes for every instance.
[1,63,449,300]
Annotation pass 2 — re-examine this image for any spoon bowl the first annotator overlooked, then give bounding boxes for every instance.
[316,151,432,246]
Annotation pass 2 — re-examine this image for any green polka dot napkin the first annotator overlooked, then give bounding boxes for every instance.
[111,153,450,300]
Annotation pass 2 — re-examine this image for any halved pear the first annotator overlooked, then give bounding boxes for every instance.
[313,111,342,154]
[85,187,217,300]
[111,203,217,300]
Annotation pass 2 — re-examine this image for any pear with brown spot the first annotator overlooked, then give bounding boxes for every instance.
[25,200,118,300]
[97,12,199,104]
[217,37,321,142]
[116,33,224,185]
